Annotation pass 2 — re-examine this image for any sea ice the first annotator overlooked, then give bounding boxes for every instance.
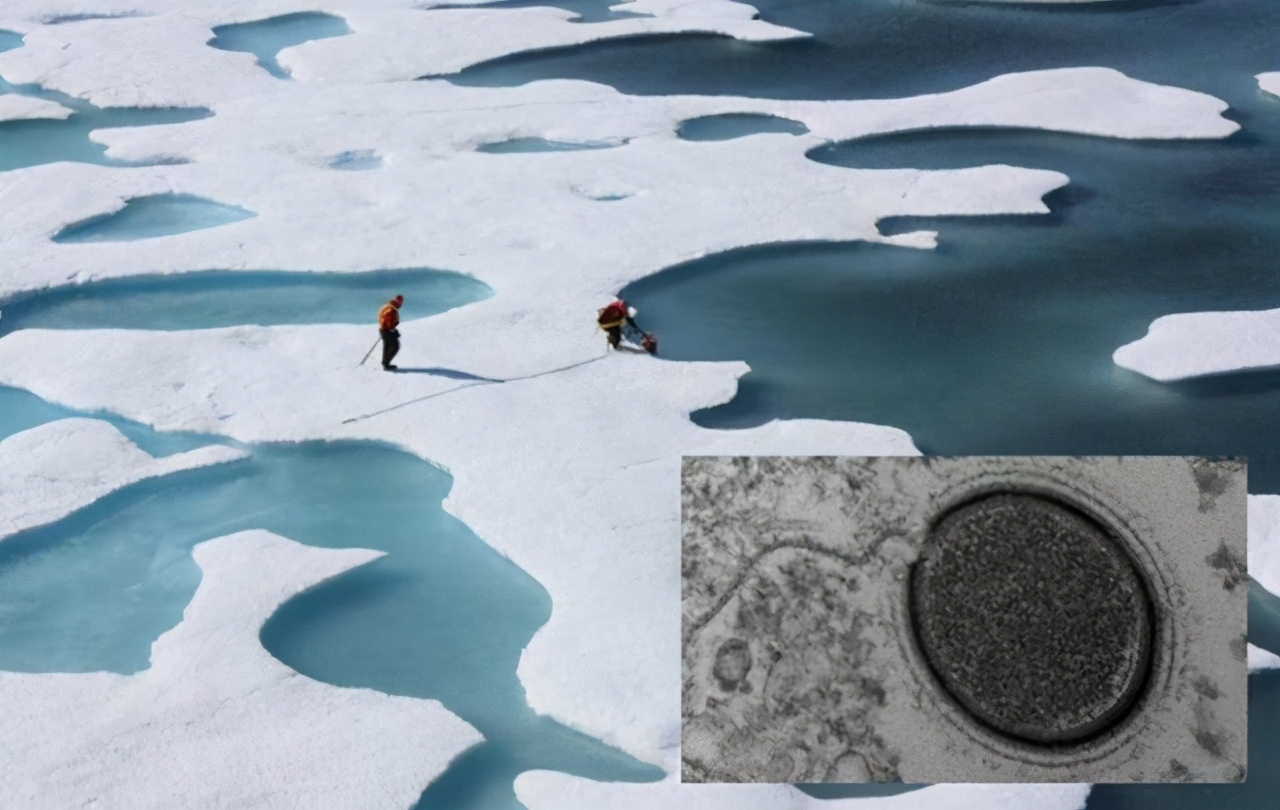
[1249,495,1280,598]
[0,530,482,809]
[1259,72,1280,98]
[0,417,244,540]
[1249,644,1280,672]
[0,93,71,121]
[1112,308,1280,381]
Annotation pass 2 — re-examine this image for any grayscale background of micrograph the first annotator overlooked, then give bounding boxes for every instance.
[681,456,1247,784]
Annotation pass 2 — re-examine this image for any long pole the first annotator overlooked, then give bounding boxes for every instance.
[358,337,380,366]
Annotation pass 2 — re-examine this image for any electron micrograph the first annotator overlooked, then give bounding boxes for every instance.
[681,456,1247,784]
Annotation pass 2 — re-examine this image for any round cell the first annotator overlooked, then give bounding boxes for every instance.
[910,493,1152,744]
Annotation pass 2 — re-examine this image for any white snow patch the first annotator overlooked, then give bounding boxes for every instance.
[0,529,482,809]
[0,93,72,121]
[1112,308,1280,381]
[1249,495,1280,598]
[0,418,245,540]
[1259,72,1280,98]
[1249,644,1280,672]
[516,772,1091,810]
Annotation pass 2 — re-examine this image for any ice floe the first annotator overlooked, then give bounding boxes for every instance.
[0,529,482,808]
[0,93,71,121]
[1250,644,1280,672]
[0,418,244,540]
[1250,495,1280,598]
[1259,72,1280,98]
[1112,308,1280,382]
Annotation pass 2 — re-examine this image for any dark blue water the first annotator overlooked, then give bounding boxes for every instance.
[51,194,255,242]
[208,13,352,79]
[678,113,809,140]
[606,1,1278,498]
[448,0,1276,105]
[0,268,492,336]
[0,430,659,808]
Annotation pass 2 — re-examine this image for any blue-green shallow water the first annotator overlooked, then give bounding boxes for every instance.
[0,268,492,335]
[208,13,351,79]
[428,0,649,24]
[0,434,660,808]
[678,113,809,140]
[0,74,210,172]
[51,193,256,242]
[0,385,217,456]
[477,137,621,153]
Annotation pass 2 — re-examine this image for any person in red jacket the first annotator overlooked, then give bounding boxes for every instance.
[597,298,657,355]
[377,295,404,370]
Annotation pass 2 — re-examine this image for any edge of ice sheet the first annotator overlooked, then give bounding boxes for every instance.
[0,417,245,540]
[0,93,72,121]
[1259,72,1280,98]
[1250,644,1280,672]
[1112,308,1280,381]
[0,529,483,809]
[514,773,1092,810]
[1249,495,1280,598]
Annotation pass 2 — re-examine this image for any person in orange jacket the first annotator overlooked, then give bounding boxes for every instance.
[378,295,404,370]
[597,298,657,355]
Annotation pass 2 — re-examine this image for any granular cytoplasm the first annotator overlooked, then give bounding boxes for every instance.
[911,494,1152,743]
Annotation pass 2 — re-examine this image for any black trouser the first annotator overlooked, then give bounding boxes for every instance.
[380,328,400,367]
[604,325,622,348]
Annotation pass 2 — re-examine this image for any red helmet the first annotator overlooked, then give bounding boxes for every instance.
[392,295,404,307]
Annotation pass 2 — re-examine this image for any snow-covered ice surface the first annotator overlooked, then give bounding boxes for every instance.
[0,0,1261,806]
[0,530,482,808]
[1249,644,1280,672]
[0,92,70,121]
[1259,72,1280,98]
[1249,495,1280,599]
[0,418,244,539]
[1112,308,1280,381]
